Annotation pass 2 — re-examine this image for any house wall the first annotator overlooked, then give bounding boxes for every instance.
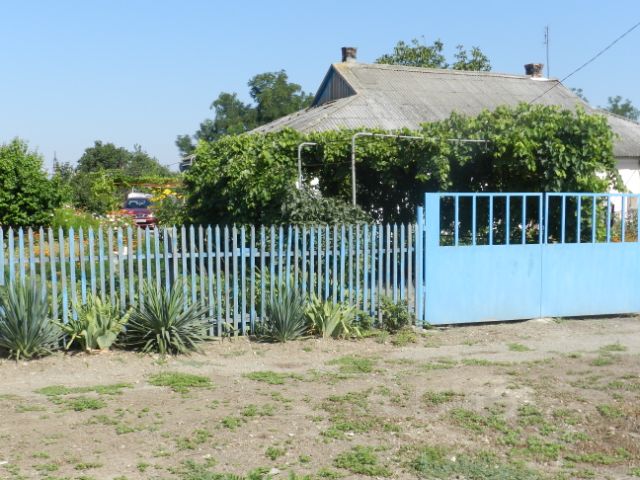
[612,157,640,212]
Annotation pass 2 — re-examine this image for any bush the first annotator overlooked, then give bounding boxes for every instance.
[151,188,187,226]
[258,288,306,342]
[0,280,60,359]
[0,138,61,227]
[125,281,209,355]
[50,206,103,231]
[56,295,129,351]
[305,296,361,339]
[379,297,414,333]
[281,188,372,225]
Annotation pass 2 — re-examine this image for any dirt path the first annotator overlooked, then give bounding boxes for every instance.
[1,317,639,479]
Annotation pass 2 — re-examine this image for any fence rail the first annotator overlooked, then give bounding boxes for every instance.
[0,224,416,335]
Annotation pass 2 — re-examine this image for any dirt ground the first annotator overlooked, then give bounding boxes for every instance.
[1,316,639,480]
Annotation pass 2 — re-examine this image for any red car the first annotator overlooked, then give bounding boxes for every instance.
[121,194,157,228]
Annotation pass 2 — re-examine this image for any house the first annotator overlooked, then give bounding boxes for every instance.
[254,47,640,201]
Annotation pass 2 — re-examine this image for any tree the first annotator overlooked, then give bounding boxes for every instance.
[604,96,639,121]
[0,138,60,227]
[184,104,619,224]
[77,141,171,177]
[376,38,491,71]
[571,88,589,103]
[176,71,312,155]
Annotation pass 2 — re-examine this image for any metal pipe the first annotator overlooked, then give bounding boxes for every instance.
[297,142,317,188]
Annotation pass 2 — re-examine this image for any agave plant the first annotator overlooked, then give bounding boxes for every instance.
[305,296,360,339]
[259,288,307,342]
[0,280,60,360]
[56,295,129,351]
[126,281,209,355]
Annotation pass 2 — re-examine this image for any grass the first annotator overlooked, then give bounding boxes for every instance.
[508,343,532,352]
[243,370,302,385]
[590,355,616,367]
[175,429,212,450]
[265,446,285,461]
[596,404,625,418]
[422,390,463,405]
[411,446,543,479]
[326,355,377,374]
[599,342,627,352]
[66,397,107,411]
[390,329,418,346]
[36,383,132,396]
[333,446,390,477]
[147,372,212,393]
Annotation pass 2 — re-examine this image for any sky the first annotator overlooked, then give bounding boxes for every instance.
[1,0,639,171]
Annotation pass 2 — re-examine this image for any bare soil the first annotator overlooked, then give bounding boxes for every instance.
[1,316,639,479]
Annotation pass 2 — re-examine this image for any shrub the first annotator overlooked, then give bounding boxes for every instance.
[0,280,60,359]
[50,206,103,231]
[379,297,414,333]
[305,296,361,339]
[0,138,61,227]
[56,295,129,351]
[125,281,209,355]
[258,288,306,342]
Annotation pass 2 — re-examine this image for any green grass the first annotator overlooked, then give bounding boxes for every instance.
[590,355,616,367]
[265,446,285,461]
[390,329,418,347]
[241,404,275,417]
[508,342,532,352]
[66,397,107,411]
[411,446,543,479]
[74,462,103,471]
[221,416,244,430]
[327,355,377,374]
[599,342,627,352]
[147,372,212,393]
[596,404,625,418]
[422,390,463,405]
[243,370,301,385]
[175,429,212,450]
[333,446,390,477]
[36,383,132,396]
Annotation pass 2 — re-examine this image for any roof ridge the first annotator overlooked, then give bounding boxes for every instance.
[333,61,559,81]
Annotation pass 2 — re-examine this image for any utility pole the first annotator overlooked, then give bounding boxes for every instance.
[544,26,550,78]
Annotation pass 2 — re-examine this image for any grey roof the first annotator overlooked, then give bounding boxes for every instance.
[253,62,640,159]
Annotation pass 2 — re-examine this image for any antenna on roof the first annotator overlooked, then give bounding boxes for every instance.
[544,26,550,78]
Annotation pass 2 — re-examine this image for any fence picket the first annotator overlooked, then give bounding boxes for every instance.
[215,226,222,334]
[250,225,256,332]
[206,226,214,335]
[79,228,87,304]
[18,228,25,283]
[7,228,14,285]
[28,228,35,280]
[38,227,46,296]
[69,228,78,313]
[48,228,58,320]
[59,228,68,323]
[117,228,125,309]
[0,227,4,286]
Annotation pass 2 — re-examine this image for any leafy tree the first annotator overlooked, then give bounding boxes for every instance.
[70,171,119,215]
[176,71,312,155]
[185,104,619,224]
[0,138,61,227]
[571,87,589,103]
[77,141,171,177]
[248,70,313,124]
[280,188,371,224]
[376,38,491,71]
[604,95,639,121]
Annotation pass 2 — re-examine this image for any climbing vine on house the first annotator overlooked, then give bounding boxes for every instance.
[184,103,621,225]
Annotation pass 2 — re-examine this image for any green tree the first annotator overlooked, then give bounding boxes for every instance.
[0,139,60,227]
[571,87,589,103]
[176,71,312,155]
[376,38,491,71]
[77,141,170,177]
[184,104,619,224]
[604,95,639,121]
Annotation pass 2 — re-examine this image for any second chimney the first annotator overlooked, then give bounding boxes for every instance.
[524,63,544,77]
[342,47,357,63]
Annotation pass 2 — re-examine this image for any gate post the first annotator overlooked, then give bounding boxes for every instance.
[422,193,441,325]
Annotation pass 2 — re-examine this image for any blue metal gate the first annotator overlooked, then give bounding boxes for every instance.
[416,192,640,325]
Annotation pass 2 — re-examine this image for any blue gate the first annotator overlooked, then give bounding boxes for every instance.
[416,192,640,325]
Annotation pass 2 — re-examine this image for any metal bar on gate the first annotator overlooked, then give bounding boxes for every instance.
[302,226,307,297]
[454,195,459,246]
[561,196,566,244]
[340,225,346,303]
[250,225,256,332]
[472,195,477,246]
[363,225,369,313]
[592,196,597,243]
[207,226,214,335]
[309,226,315,299]
[606,196,611,243]
[392,223,398,302]
[505,196,510,245]
[488,196,494,246]
[576,196,582,243]
[621,196,626,242]
[332,225,338,303]
[260,226,265,324]
[400,223,405,301]
[240,226,247,333]
[215,226,222,333]
[521,196,526,244]
[416,207,424,322]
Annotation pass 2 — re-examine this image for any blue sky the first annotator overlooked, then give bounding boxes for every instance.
[1,0,639,170]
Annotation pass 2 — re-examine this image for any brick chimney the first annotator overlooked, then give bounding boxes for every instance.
[524,63,544,77]
[341,47,357,63]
